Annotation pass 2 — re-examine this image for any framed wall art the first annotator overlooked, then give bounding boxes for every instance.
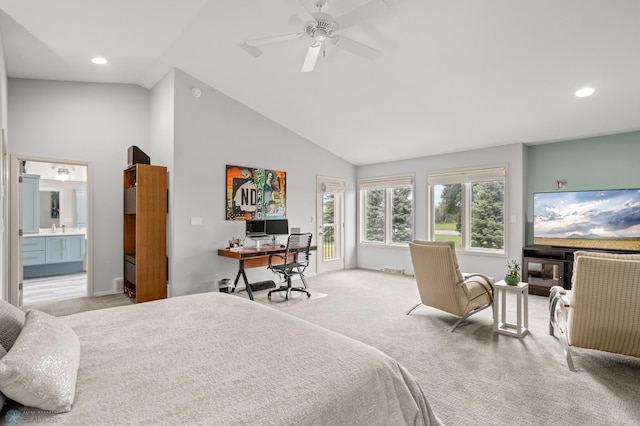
[226,165,286,220]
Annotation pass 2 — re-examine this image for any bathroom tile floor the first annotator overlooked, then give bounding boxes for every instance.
[22,272,87,305]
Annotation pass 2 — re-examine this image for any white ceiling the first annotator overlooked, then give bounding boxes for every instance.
[1,0,639,166]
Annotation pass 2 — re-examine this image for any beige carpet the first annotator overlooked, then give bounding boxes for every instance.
[281,269,640,426]
[233,282,327,307]
[29,269,640,425]
[23,293,133,316]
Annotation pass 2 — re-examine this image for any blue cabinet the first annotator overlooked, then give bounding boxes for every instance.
[23,237,46,266]
[22,174,40,234]
[45,235,86,264]
[23,234,86,279]
[75,188,87,227]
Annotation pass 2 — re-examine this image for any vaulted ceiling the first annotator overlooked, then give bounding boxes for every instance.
[1,0,639,165]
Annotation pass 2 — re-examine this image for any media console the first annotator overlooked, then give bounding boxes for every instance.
[522,245,638,296]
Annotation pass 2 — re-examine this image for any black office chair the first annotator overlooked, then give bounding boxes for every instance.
[267,233,313,300]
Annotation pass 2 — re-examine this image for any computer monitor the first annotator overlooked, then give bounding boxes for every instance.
[245,219,266,236]
[266,219,288,236]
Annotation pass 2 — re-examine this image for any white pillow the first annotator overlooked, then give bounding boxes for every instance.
[0,310,80,413]
[0,299,25,351]
[0,345,5,409]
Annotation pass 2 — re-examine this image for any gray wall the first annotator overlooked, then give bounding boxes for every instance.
[164,69,356,296]
[9,73,357,299]
[149,69,176,295]
[8,79,149,294]
[357,143,526,281]
[8,68,636,299]
[526,131,640,244]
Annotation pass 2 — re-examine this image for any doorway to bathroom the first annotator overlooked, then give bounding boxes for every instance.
[9,155,92,307]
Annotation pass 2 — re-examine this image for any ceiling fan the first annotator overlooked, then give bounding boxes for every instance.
[241,0,388,72]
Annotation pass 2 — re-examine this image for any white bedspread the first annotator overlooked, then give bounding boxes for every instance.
[3,293,442,425]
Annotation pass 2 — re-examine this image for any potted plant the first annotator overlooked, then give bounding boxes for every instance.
[505,259,520,285]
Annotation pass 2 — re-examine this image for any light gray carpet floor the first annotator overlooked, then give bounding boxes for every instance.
[278,269,640,426]
[30,269,640,425]
[24,293,133,316]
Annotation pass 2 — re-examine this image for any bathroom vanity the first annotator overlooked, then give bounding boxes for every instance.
[23,230,86,278]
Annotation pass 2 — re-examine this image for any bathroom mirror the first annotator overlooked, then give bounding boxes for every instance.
[40,191,60,229]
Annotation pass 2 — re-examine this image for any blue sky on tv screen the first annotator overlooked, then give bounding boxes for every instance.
[534,189,640,238]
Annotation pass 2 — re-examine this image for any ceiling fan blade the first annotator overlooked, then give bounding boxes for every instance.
[240,42,264,58]
[334,0,389,29]
[246,33,304,47]
[301,42,322,73]
[282,0,315,22]
[332,36,379,60]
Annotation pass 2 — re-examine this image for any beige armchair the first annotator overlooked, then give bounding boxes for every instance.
[549,251,640,371]
[408,240,494,332]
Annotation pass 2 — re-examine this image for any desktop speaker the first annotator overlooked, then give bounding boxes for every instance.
[127,145,150,167]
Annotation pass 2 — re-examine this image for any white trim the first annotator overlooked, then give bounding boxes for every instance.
[427,163,507,254]
[9,154,93,306]
[358,173,415,246]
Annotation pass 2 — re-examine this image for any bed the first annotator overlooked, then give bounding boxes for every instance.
[1,292,442,425]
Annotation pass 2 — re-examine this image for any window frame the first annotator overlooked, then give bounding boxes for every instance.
[427,165,507,255]
[358,173,415,247]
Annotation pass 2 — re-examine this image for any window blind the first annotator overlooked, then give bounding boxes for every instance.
[358,173,414,190]
[427,166,505,185]
[322,181,346,193]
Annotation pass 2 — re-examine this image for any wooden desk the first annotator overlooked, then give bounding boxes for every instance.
[217,244,316,300]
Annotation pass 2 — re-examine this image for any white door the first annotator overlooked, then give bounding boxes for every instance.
[316,176,345,273]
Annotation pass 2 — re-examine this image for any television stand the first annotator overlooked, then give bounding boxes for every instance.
[522,245,638,296]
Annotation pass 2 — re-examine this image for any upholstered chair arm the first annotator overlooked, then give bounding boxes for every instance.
[549,285,575,371]
[550,286,571,307]
[460,273,494,300]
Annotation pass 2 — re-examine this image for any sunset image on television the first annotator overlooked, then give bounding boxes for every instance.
[533,189,640,251]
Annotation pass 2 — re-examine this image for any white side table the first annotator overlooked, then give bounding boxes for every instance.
[493,280,529,338]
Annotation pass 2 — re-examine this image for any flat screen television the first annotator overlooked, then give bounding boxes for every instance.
[266,219,289,236]
[533,188,640,251]
[245,219,266,236]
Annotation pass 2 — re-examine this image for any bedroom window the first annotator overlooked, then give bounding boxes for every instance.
[359,174,414,246]
[428,166,506,254]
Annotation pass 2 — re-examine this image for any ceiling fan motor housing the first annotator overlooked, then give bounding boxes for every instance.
[305,12,337,41]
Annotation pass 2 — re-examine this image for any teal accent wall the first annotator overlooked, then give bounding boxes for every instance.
[526,131,640,244]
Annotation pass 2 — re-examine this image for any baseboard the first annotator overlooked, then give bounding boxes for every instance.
[91,277,123,297]
[357,266,414,277]
[91,289,120,297]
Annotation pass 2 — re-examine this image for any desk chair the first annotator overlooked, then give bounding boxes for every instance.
[267,233,313,300]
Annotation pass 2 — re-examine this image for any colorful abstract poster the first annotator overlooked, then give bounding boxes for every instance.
[226,165,286,220]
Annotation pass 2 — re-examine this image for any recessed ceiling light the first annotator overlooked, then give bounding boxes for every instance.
[91,57,108,65]
[575,87,595,98]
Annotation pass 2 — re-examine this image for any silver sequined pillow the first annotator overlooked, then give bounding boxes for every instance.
[0,310,80,413]
[0,345,5,409]
[0,299,25,351]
